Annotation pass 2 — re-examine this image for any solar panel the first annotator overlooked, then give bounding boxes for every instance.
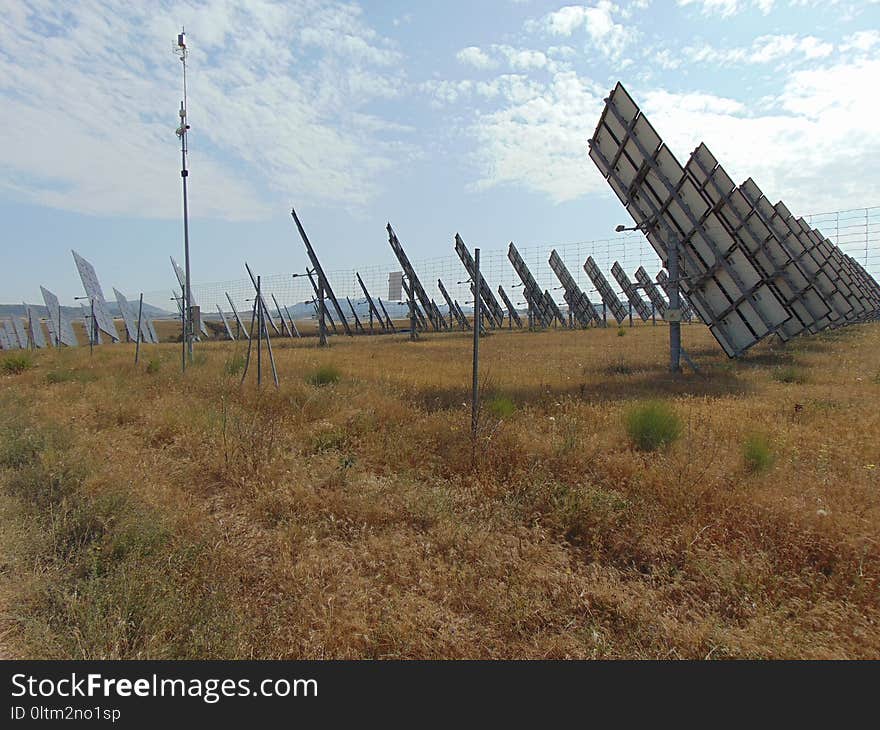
[656,270,695,322]
[40,286,79,347]
[783,213,854,325]
[25,306,47,348]
[811,228,873,319]
[543,291,568,327]
[146,316,159,344]
[455,235,505,327]
[216,304,235,340]
[611,262,651,321]
[685,143,828,340]
[171,257,210,337]
[44,316,57,347]
[737,183,841,331]
[497,285,523,327]
[290,208,353,336]
[846,256,880,315]
[356,273,388,332]
[12,317,28,348]
[508,242,554,327]
[548,250,601,327]
[225,292,250,339]
[71,250,119,341]
[634,267,667,318]
[80,303,103,344]
[583,256,627,325]
[588,82,791,357]
[438,279,469,329]
[283,306,302,338]
[112,288,140,342]
[387,225,444,331]
[0,321,16,350]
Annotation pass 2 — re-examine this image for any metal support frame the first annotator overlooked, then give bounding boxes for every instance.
[290,207,352,335]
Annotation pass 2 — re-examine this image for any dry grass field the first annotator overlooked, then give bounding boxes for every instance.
[1,320,878,659]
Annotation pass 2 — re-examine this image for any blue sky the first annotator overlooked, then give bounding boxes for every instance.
[1,0,879,305]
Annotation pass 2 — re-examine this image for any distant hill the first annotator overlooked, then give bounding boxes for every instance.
[0,302,173,320]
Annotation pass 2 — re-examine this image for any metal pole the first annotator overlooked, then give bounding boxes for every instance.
[175,31,193,365]
[57,303,61,347]
[629,301,633,327]
[471,248,481,448]
[256,276,263,387]
[180,288,185,373]
[135,293,143,364]
[409,276,417,341]
[318,272,328,347]
[668,237,682,373]
[89,298,94,357]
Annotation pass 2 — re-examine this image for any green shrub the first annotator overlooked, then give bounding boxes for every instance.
[145,358,161,375]
[224,353,246,376]
[743,432,774,473]
[617,327,626,337]
[487,395,516,418]
[2,353,34,374]
[625,401,682,452]
[772,366,807,384]
[307,365,340,386]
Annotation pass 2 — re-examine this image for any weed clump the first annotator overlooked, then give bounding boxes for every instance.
[307,365,340,386]
[773,366,807,384]
[617,327,626,337]
[2,354,34,374]
[487,395,516,418]
[625,400,682,452]
[224,353,246,376]
[145,358,161,375]
[743,432,774,473]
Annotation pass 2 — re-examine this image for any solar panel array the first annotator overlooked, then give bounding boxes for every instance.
[0,321,16,350]
[548,250,601,327]
[584,256,627,325]
[509,242,555,327]
[656,270,694,322]
[171,257,211,337]
[40,286,79,347]
[587,81,878,357]
[456,235,505,327]
[496,285,523,328]
[72,250,119,342]
[611,262,651,321]
[634,266,667,318]
[26,306,47,348]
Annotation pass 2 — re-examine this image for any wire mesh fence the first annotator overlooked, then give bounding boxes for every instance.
[142,205,880,321]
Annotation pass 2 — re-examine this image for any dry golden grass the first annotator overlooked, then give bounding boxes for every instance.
[1,321,878,659]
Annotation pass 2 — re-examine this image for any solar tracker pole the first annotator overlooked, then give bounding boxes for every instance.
[629,302,633,327]
[667,237,682,373]
[471,249,481,452]
[318,273,328,347]
[408,275,417,341]
[256,277,263,387]
[135,294,143,364]
[56,304,61,347]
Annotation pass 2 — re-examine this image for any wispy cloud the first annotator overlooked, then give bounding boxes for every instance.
[0,0,411,220]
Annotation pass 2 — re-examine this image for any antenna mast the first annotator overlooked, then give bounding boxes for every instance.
[175,27,194,366]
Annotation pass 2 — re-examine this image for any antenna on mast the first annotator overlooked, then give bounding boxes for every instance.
[173,26,194,368]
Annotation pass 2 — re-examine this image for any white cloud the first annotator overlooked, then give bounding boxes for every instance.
[456,46,498,69]
[530,2,638,61]
[686,34,834,65]
[676,0,772,17]
[448,51,880,213]
[0,0,410,220]
[467,72,608,202]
